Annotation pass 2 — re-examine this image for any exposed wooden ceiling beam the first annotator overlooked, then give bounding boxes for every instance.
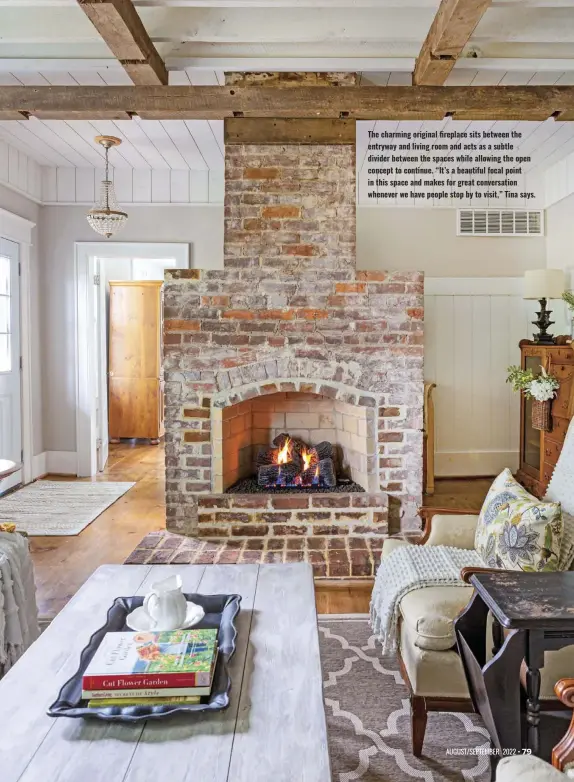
[77,0,168,85]
[1,85,574,120]
[414,0,493,86]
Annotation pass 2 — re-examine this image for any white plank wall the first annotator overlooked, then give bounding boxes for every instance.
[0,137,42,203]
[42,167,224,204]
[424,278,556,477]
[545,148,574,208]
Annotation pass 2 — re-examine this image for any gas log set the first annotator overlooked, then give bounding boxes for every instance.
[257,434,336,489]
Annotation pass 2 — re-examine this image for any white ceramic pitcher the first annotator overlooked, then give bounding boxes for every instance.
[142,574,188,630]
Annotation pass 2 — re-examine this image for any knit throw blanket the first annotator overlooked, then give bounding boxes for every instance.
[369,544,482,654]
[0,531,39,676]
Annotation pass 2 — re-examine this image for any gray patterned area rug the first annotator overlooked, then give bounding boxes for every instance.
[0,480,135,536]
[318,617,491,782]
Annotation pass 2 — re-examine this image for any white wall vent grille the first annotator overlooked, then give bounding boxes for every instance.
[457,209,544,237]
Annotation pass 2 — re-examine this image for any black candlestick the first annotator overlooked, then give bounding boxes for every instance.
[532,297,555,344]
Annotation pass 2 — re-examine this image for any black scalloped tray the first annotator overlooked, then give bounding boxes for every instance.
[48,592,241,722]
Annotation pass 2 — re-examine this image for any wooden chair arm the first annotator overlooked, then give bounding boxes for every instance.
[555,679,574,707]
[418,506,482,521]
[553,679,574,770]
[459,567,502,585]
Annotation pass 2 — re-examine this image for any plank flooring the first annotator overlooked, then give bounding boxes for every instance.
[28,441,490,619]
[29,441,165,618]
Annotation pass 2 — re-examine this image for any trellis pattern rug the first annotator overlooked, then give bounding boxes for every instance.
[318,617,491,782]
[0,481,135,536]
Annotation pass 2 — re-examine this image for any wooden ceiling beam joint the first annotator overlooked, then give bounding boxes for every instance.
[0,111,29,120]
[414,0,493,86]
[77,0,168,86]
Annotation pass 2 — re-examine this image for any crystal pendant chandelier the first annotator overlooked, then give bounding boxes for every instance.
[86,136,128,238]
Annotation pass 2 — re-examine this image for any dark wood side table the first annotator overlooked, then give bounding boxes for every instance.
[455,571,574,760]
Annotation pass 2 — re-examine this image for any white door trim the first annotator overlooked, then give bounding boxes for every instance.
[0,208,35,486]
[74,241,190,477]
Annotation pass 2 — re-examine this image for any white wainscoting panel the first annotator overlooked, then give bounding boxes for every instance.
[425,278,547,477]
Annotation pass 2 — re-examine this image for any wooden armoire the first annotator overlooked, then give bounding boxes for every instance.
[108,281,164,444]
[516,340,574,498]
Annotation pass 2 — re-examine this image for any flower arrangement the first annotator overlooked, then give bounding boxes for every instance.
[506,365,559,431]
[562,290,574,312]
[506,365,559,401]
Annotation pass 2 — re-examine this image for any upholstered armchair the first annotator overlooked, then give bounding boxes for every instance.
[383,507,574,758]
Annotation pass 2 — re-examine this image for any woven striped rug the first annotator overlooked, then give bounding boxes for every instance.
[0,480,135,536]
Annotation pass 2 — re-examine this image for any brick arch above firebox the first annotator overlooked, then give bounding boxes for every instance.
[211,354,376,405]
[212,375,378,411]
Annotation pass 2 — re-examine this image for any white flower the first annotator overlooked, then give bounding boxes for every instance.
[529,377,559,401]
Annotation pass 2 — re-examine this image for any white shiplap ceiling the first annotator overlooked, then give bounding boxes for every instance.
[1,0,574,176]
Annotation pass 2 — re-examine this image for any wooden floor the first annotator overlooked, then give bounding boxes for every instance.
[29,441,490,619]
[30,442,165,618]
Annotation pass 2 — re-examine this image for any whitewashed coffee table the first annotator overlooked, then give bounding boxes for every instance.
[0,563,331,782]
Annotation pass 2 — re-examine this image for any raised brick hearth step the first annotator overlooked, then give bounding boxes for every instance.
[197,491,388,539]
[125,531,385,578]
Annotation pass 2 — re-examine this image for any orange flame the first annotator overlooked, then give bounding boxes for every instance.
[302,448,313,471]
[277,437,291,465]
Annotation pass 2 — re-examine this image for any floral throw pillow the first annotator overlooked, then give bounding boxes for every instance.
[475,468,563,572]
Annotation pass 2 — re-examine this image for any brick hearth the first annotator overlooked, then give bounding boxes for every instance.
[162,73,424,567]
[125,531,384,578]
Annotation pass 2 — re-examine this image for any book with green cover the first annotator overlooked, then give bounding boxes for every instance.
[82,628,219,691]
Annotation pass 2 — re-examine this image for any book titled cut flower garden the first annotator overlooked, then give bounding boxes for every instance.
[82,629,218,700]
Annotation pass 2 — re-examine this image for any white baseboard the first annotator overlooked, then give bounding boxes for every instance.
[31,452,46,479]
[32,451,78,478]
[435,450,519,478]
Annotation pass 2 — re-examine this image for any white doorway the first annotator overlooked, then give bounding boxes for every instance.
[75,242,190,477]
[0,209,34,493]
[0,238,21,491]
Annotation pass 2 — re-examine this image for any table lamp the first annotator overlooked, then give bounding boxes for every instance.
[523,269,565,344]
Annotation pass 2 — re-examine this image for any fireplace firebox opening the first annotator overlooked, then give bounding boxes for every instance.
[212,391,378,495]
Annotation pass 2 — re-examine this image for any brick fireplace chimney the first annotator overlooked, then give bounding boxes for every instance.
[163,73,424,548]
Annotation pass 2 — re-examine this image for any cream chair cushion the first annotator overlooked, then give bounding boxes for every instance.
[399,584,473,651]
[399,621,470,698]
[496,755,564,781]
[381,536,474,651]
[425,514,479,549]
[381,537,411,560]
[536,645,574,700]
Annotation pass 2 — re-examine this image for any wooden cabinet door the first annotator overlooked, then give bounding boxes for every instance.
[109,378,161,439]
[108,282,163,440]
[109,283,162,381]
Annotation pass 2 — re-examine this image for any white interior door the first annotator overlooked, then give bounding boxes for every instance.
[94,258,108,471]
[0,239,21,492]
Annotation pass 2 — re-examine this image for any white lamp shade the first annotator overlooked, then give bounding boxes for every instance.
[523,269,565,300]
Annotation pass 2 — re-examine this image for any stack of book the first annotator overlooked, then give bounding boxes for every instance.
[81,628,219,708]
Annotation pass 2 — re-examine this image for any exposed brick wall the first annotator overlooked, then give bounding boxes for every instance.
[164,131,424,539]
[225,144,355,276]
